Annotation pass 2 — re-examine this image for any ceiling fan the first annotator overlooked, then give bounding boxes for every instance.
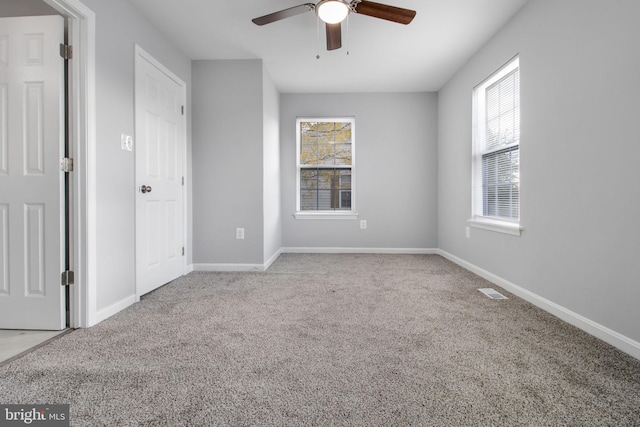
[252,0,416,51]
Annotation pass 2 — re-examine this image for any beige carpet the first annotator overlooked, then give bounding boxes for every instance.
[1,254,639,426]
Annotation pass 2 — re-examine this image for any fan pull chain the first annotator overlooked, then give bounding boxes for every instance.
[346,14,350,55]
[316,15,321,59]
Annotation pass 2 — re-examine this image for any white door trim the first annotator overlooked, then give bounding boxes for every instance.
[43,0,96,328]
[134,45,188,300]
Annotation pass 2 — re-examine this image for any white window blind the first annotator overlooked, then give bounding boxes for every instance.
[472,57,520,225]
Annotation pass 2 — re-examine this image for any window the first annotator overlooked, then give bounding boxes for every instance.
[296,118,356,218]
[471,56,522,235]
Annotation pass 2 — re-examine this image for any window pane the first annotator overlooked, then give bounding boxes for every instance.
[482,147,519,219]
[340,191,351,209]
[300,121,352,166]
[485,68,519,150]
[300,122,319,165]
[299,168,352,211]
[333,142,352,166]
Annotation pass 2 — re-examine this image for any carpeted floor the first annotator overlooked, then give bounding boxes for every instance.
[1,254,639,426]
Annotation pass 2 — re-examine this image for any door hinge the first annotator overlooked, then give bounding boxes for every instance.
[182,247,185,256]
[60,43,73,60]
[182,176,184,186]
[60,157,74,172]
[61,270,75,286]
[181,105,184,115]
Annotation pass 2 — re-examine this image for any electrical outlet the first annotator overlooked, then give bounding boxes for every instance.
[236,228,245,240]
[465,226,470,238]
[360,220,367,229]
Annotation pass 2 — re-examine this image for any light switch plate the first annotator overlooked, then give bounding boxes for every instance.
[121,134,133,151]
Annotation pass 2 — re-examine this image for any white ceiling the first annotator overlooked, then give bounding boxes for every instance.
[124,0,529,93]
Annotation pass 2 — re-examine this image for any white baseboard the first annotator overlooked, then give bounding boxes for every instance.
[282,247,438,255]
[264,248,283,270]
[184,264,194,274]
[437,249,640,361]
[192,248,283,273]
[95,294,136,325]
[193,263,266,272]
[191,248,436,272]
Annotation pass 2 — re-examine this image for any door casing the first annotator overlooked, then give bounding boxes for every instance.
[42,0,96,328]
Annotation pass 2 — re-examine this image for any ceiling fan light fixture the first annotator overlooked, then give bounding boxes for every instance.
[316,0,350,24]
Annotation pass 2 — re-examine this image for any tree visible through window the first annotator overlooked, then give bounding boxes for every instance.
[297,118,354,212]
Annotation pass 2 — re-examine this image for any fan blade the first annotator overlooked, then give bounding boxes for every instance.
[252,3,315,26]
[354,0,416,25]
[326,23,342,51]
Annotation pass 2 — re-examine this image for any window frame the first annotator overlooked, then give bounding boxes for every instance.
[470,56,522,236]
[295,117,357,220]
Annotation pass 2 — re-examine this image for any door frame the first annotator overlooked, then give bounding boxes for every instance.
[134,45,188,301]
[43,0,96,328]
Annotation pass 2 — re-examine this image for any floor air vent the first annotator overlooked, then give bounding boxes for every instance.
[478,288,508,300]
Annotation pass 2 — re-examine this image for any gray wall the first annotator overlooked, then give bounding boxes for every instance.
[192,60,266,265]
[0,0,58,17]
[77,0,192,313]
[438,0,640,343]
[281,93,438,250]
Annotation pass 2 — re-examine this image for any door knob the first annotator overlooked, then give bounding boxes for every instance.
[141,185,152,194]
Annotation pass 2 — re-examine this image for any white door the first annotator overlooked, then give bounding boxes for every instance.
[135,49,185,297]
[0,16,66,330]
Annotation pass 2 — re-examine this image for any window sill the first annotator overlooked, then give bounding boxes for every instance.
[294,212,358,220]
[468,217,522,236]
